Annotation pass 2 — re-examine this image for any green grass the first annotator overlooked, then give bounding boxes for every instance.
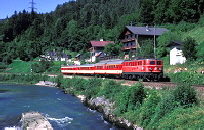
[4,60,34,73]
[183,26,204,44]
[4,60,64,74]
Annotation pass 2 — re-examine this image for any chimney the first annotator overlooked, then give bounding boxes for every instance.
[146,26,149,31]
[100,39,103,41]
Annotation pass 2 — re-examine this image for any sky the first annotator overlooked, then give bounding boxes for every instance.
[0,0,72,19]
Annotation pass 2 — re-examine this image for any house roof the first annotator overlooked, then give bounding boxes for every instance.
[126,26,168,36]
[90,41,114,47]
[166,41,183,47]
[47,52,69,58]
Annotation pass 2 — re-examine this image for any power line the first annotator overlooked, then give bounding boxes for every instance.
[29,0,37,12]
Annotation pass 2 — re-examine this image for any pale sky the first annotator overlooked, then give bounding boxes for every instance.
[0,0,72,19]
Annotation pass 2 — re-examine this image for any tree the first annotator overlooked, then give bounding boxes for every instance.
[156,32,181,58]
[182,37,197,61]
[139,39,154,57]
[103,42,123,56]
[196,41,204,62]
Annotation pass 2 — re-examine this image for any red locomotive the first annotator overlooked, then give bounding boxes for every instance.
[61,58,163,81]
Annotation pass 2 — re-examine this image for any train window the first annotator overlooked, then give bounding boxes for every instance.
[157,61,161,65]
[143,61,146,65]
[150,61,155,65]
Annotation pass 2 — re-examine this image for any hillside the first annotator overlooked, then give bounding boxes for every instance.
[184,26,204,44]
[1,0,204,66]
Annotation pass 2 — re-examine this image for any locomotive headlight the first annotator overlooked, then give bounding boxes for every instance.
[159,68,162,71]
[149,68,152,71]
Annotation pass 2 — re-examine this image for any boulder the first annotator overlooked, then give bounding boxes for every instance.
[21,111,53,130]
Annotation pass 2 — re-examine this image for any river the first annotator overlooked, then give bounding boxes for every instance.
[0,83,124,129]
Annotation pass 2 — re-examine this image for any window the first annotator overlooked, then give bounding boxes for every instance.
[150,61,155,65]
[132,34,135,38]
[157,61,161,65]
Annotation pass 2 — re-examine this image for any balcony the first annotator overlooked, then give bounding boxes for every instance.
[121,45,136,50]
[120,37,136,43]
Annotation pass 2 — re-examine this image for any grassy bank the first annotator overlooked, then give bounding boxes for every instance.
[55,75,204,128]
[0,73,50,84]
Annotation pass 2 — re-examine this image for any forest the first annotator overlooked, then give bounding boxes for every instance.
[1,0,204,66]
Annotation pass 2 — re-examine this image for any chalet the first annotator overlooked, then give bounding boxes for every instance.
[166,41,186,65]
[89,39,114,62]
[118,26,168,55]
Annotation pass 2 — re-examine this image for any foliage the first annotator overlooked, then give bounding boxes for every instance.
[0,73,49,84]
[103,42,123,56]
[182,37,198,61]
[139,39,154,57]
[115,82,146,114]
[138,89,161,126]
[173,83,198,107]
[196,41,204,62]
[148,92,178,127]
[52,76,204,128]
[168,72,204,85]
[0,62,7,72]
[157,107,204,128]
[97,79,124,99]
[1,0,204,65]
[156,32,181,58]
[31,60,54,73]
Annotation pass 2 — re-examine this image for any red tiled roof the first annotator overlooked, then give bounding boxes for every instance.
[90,41,114,47]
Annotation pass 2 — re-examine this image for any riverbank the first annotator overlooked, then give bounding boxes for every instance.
[1,73,204,128]
[58,76,204,129]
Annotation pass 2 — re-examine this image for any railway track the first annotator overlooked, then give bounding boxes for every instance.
[63,74,204,91]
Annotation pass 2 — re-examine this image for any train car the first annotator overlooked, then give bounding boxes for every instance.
[61,58,163,81]
[121,58,163,81]
[61,64,95,75]
[94,60,125,75]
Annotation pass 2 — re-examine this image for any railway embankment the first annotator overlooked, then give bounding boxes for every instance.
[58,75,204,128]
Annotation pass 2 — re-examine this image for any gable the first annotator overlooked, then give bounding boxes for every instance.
[125,31,131,35]
[90,41,114,47]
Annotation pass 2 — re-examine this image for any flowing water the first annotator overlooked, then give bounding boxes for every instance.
[0,83,124,129]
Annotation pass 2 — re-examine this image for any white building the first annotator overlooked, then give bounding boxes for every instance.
[166,41,186,65]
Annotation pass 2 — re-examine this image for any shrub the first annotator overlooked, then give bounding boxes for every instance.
[173,83,198,107]
[148,92,178,127]
[85,78,103,99]
[138,89,161,126]
[115,82,146,115]
[98,79,123,99]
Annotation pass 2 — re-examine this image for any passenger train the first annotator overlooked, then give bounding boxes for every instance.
[61,58,163,81]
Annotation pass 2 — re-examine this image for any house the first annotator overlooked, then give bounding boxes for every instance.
[118,26,168,55]
[166,41,186,65]
[40,52,70,61]
[89,39,114,62]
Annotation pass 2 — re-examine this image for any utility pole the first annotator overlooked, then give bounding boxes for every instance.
[154,24,156,59]
[29,0,37,12]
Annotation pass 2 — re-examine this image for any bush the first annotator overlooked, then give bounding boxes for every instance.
[138,89,161,126]
[98,79,123,99]
[173,83,198,107]
[148,92,178,127]
[85,78,103,99]
[115,82,146,115]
